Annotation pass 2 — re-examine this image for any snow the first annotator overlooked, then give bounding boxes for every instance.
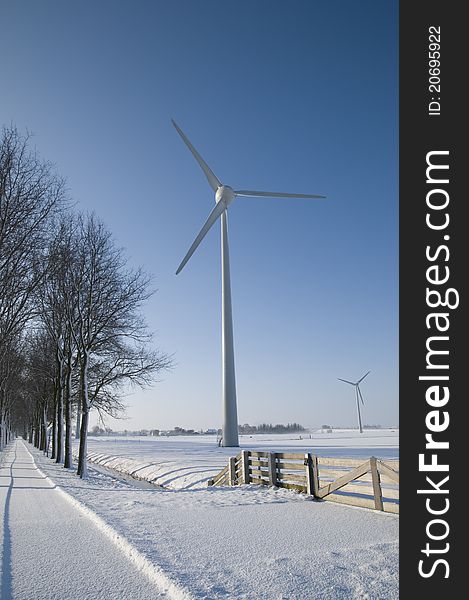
[0,440,174,599]
[2,433,399,599]
[78,429,399,490]
[2,433,399,600]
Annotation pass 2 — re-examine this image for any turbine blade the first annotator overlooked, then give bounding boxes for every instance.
[176,201,226,274]
[338,378,355,386]
[235,189,325,199]
[358,386,365,405]
[172,119,221,192]
[358,370,371,384]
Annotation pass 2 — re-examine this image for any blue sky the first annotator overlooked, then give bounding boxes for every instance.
[1,1,398,430]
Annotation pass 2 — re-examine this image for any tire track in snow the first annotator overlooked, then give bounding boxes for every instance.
[20,441,195,600]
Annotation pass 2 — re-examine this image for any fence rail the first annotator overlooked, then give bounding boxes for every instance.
[208,450,399,514]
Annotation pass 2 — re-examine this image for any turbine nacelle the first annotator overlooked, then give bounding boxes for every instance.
[215,185,235,206]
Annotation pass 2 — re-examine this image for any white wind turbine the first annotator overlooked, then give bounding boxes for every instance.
[338,371,370,434]
[173,119,325,447]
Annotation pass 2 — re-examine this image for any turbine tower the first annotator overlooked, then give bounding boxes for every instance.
[338,371,370,434]
[173,119,325,447]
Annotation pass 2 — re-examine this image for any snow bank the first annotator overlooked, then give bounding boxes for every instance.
[80,450,218,489]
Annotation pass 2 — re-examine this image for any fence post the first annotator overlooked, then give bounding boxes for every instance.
[268,452,277,486]
[229,456,237,486]
[370,457,384,511]
[305,453,319,497]
[242,450,250,484]
[312,455,320,497]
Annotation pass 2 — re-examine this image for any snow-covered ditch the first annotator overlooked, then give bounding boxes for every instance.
[76,450,217,489]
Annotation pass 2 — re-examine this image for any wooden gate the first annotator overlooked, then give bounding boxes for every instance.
[208,450,399,514]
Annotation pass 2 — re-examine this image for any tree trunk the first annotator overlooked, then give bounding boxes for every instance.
[42,407,48,453]
[77,408,89,478]
[0,398,5,449]
[51,397,57,458]
[56,396,64,462]
[0,410,4,450]
[64,357,73,468]
[34,416,40,448]
[75,400,81,441]
[77,353,89,478]
[56,359,64,463]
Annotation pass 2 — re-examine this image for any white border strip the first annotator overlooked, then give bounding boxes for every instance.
[21,441,194,600]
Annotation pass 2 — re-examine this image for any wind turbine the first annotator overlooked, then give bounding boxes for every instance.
[172,119,325,447]
[338,371,370,434]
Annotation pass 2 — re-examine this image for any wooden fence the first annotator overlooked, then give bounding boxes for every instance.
[208,450,399,514]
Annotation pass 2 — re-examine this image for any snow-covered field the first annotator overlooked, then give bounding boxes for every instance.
[78,429,399,490]
[33,434,399,599]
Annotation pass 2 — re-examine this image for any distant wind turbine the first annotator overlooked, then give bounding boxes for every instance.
[172,119,325,447]
[338,371,370,434]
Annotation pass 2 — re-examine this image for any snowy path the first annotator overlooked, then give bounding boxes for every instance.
[0,440,165,600]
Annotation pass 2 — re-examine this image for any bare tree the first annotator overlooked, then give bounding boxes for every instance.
[0,126,66,441]
[69,215,171,478]
[38,218,79,464]
[0,338,24,448]
[19,330,56,452]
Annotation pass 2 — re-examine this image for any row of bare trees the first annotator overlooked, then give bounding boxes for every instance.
[1,126,171,477]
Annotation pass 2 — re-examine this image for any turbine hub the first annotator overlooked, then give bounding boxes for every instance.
[215,185,235,206]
